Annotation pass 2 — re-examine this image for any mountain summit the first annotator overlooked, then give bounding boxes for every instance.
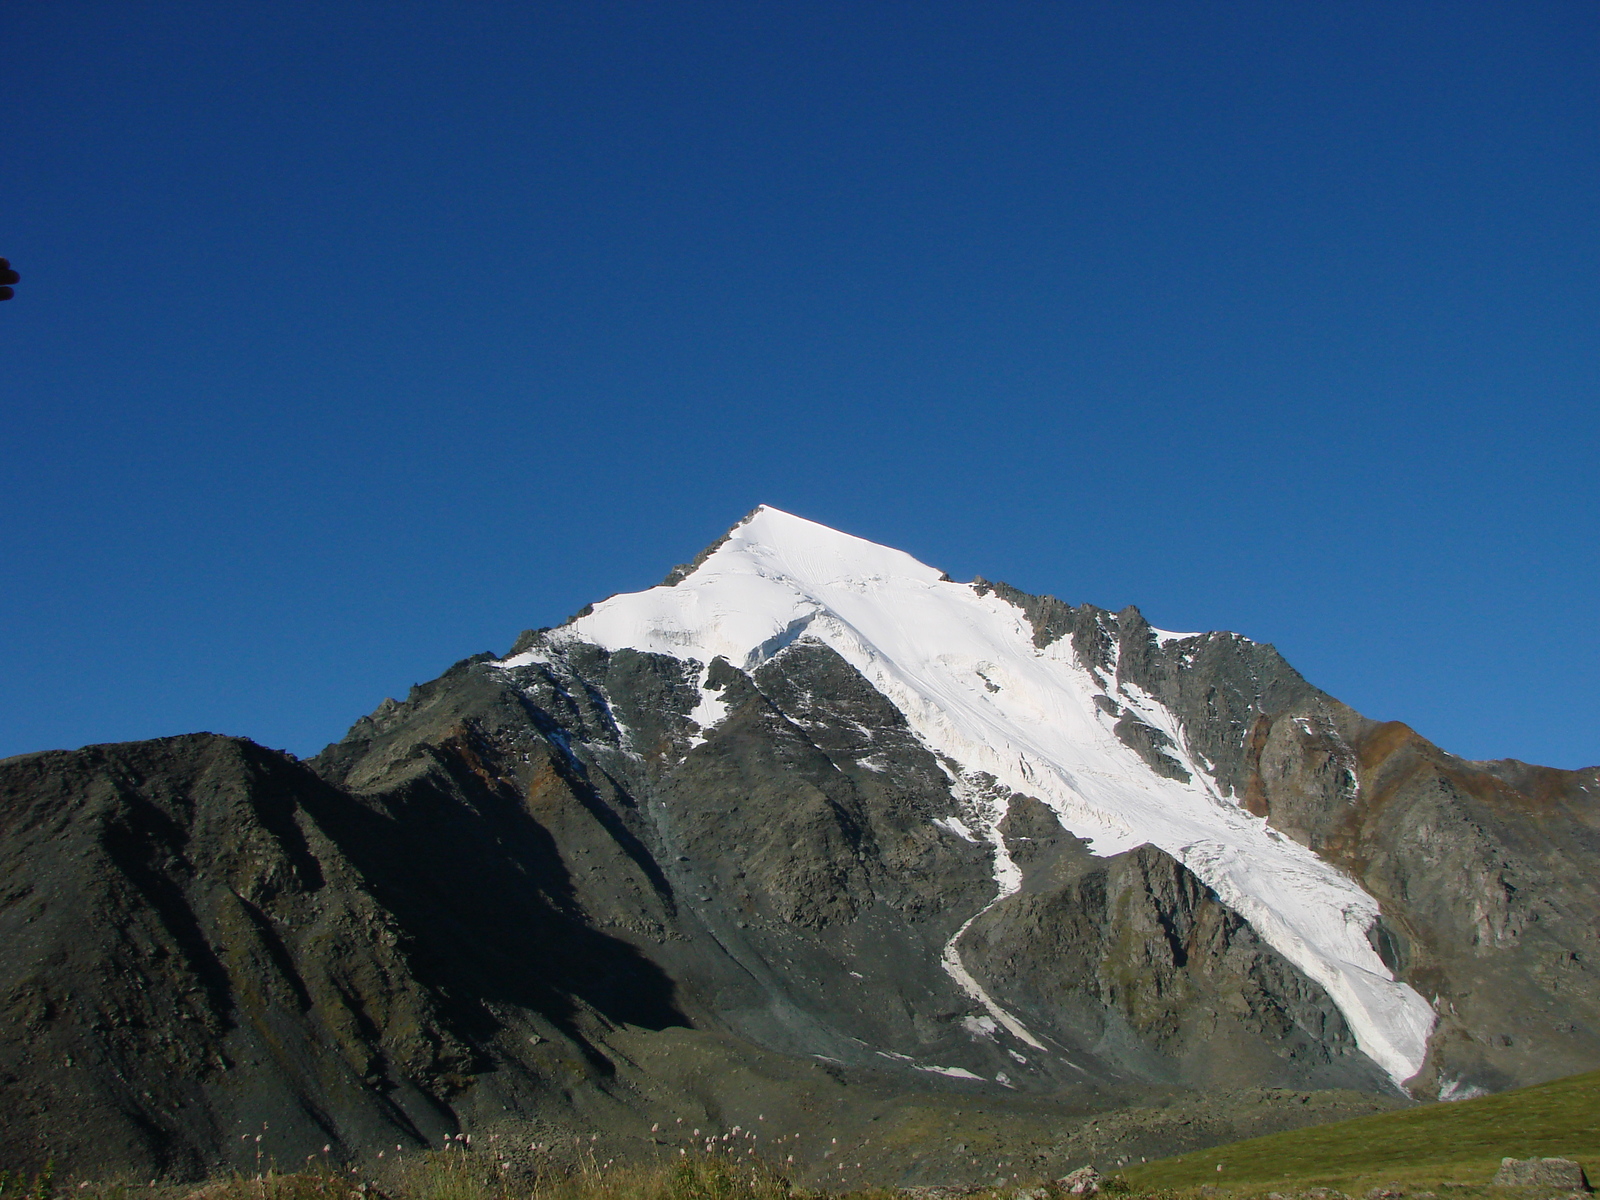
[3,507,1598,1179]
[545,506,1432,1082]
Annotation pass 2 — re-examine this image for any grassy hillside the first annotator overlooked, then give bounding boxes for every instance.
[1122,1069,1600,1192]
[10,1072,1599,1200]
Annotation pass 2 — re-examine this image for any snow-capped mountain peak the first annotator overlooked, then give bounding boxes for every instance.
[516,506,1438,1084]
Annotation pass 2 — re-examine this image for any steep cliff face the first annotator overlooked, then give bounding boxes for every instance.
[2,507,1596,1180]
[1234,712,1600,1095]
[961,821,1375,1091]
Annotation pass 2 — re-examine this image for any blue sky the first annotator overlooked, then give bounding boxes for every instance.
[4,2,1596,768]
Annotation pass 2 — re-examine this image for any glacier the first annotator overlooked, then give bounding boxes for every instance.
[501,504,1437,1085]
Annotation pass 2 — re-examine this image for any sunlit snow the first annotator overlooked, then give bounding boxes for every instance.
[543,505,1436,1084]
[1151,626,1200,645]
[685,660,729,748]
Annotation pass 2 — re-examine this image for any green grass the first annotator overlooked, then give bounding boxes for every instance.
[29,1154,801,1200]
[1121,1069,1600,1193]
[18,1071,1600,1200]
[0,1161,59,1200]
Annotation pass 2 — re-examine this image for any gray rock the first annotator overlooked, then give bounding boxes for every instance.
[1493,1158,1590,1191]
[1057,1166,1101,1195]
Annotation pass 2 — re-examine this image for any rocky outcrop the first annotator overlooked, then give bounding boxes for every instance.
[1492,1158,1591,1190]
[962,826,1382,1090]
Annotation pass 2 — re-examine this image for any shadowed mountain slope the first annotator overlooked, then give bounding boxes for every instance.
[0,730,681,1177]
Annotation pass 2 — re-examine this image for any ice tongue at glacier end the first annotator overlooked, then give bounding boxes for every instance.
[521,504,1436,1086]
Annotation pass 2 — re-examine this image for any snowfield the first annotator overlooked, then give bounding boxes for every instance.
[501,505,1436,1085]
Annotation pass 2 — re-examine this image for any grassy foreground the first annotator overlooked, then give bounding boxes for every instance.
[1122,1069,1600,1193]
[3,1153,808,1200]
[8,1070,1600,1200]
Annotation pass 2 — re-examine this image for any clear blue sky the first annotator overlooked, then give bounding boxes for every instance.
[4,2,1596,768]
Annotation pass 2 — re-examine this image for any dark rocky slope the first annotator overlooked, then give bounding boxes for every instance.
[0,732,679,1178]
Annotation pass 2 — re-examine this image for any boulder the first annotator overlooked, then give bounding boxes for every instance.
[1057,1167,1102,1196]
[1492,1159,1590,1191]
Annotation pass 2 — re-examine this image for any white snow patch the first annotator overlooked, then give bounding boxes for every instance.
[1151,627,1200,645]
[940,901,1049,1052]
[1438,1077,1490,1102]
[685,660,730,748]
[915,1064,985,1081]
[878,1051,987,1082]
[961,1015,1000,1041]
[496,646,553,670]
[562,504,1437,1084]
[933,816,978,842]
[935,768,1048,1050]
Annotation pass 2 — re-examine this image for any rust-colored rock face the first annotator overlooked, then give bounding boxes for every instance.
[1224,709,1600,1098]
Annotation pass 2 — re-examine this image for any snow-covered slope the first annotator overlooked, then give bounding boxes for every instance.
[505,505,1436,1085]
